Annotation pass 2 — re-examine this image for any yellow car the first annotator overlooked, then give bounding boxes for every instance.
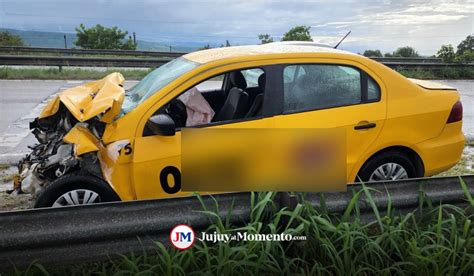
[14,43,465,207]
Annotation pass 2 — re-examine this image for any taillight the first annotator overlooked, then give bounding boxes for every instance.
[447,101,463,123]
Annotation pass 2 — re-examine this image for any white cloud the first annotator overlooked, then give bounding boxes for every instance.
[403,2,473,14]
[312,34,380,45]
[369,13,467,25]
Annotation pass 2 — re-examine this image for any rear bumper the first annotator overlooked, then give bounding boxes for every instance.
[415,121,465,176]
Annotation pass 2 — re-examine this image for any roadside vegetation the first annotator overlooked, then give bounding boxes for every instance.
[0,67,151,80]
[397,67,474,79]
[75,24,137,50]
[364,35,473,64]
[0,31,25,46]
[17,181,474,275]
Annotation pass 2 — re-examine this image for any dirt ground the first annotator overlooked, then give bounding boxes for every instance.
[0,164,33,211]
[0,145,473,212]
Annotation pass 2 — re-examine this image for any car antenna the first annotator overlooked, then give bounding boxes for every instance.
[334,31,351,49]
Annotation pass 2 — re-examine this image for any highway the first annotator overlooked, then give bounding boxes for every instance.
[0,79,472,164]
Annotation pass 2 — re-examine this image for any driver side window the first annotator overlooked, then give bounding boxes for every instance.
[144,68,266,136]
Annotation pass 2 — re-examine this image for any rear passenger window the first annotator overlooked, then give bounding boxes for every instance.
[283,64,362,112]
[367,77,380,101]
[283,65,306,83]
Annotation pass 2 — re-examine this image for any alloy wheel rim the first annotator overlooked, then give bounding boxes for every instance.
[369,163,408,181]
[53,189,101,207]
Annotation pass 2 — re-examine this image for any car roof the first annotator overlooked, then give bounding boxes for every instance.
[183,43,356,64]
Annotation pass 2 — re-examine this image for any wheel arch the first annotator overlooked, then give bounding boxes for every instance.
[355,145,425,181]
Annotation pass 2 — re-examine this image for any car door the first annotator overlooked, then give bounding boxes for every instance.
[273,62,386,182]
[131,66,275,200]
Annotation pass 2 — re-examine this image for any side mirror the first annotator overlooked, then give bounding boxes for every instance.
[146,114,176,136]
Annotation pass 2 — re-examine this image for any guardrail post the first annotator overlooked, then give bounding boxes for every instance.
[278,192,299,228]
[279,192,298,210]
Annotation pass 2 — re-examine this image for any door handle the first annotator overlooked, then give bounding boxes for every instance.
[354,122,376,130]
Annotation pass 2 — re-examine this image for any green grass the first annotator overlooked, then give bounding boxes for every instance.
[0,67,152,80]
[17,180,474,275]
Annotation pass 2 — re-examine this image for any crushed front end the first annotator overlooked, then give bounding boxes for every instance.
[13,73,126,197]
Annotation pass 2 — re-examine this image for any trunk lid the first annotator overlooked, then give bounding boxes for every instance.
[408,78,456,90]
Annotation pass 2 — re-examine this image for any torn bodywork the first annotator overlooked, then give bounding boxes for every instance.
[13,73,125,196]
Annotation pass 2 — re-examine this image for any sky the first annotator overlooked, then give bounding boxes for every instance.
[0,0,473,55]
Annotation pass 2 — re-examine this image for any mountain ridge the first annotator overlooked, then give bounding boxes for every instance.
[0,28,198,52]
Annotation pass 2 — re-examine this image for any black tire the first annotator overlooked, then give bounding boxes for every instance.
[34,174,121,208]
[357,150,417,182]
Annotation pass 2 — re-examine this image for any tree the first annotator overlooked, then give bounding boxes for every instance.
[384,52,393,57]
[74,24,137,50]
[258,34,274,44]
[0,31,25,46]
[437,44,455,63]
[281,25,313,41]
[456,35,473,55]
[363,49,382,57]
[393,46,419,57]
[454,50,474,64]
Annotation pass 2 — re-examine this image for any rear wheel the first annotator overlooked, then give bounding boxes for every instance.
[34,174,120,208]
[357,151,417,182]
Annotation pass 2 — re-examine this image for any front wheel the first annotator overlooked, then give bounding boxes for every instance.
[357,151,417,182]
[34,174,121,208]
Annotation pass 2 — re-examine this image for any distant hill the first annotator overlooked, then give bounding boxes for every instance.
[0,28,197,52]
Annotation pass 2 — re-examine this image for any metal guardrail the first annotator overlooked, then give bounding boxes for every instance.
[372,57,442,63]
[0,175,472,270]
[0,46,185,58]
[0,55,170,68]
[381,62,474,70]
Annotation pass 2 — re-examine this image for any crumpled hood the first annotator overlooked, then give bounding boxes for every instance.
[39,72,126,123]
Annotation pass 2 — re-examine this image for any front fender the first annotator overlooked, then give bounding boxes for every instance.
[63,125,101,156]
[62,125,134,200]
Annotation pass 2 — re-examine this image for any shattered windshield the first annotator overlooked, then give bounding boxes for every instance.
[121,57,199,115]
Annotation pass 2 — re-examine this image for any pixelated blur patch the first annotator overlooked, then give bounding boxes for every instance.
[181,128,346,192]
